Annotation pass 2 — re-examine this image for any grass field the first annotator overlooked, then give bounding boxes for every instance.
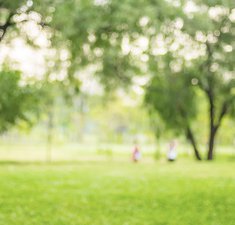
[0,160,235,225]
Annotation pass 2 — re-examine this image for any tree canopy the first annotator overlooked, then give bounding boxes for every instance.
[0,0,234,160]
[0,69,40,132]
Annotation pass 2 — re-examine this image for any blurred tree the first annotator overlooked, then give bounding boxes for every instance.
[0,0,80,143]
[183,0,235,160]
[50,0,178,90]
[145,68,202,160]
[146,0,235,160]
[0,68,41,133]
[147,108,166,160]
[38,78,76,161]
[43,0,235,160]
[1,0,234,161]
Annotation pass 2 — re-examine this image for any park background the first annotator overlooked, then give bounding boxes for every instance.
[0,0,235,224]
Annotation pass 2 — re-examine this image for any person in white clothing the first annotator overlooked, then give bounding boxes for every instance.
[167,140,177,162]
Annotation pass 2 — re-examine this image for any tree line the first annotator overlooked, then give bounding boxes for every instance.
[0,0,234,160]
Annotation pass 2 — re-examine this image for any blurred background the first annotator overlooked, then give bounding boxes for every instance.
[1,1,235,225]
[0,0,234,162]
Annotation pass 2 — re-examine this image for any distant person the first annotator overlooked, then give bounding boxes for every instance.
[167,140,177,162]
[132,144,141,162]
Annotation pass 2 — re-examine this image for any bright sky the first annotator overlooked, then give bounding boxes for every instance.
[0,38,47,79]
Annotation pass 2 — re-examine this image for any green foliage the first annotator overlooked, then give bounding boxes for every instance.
[0,0,26,11]
[0,0,234,158]
[0,69,40,132]
[145,0,235,159]
[145,70,197,134]
[50,0,179,90]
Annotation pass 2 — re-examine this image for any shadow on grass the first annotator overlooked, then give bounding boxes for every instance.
[0,154,235,166]
[0,159,129,166]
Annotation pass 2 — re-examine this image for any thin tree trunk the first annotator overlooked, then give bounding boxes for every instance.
[155,131,161,160]
[46,109,53,162]
[207,128,216,160]
[206,87,216,160]
[186,126,202,160]
[200,41,230,161]
[207,102,228,160]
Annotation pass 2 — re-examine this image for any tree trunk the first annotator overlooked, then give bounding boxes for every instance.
[46,108,53,162]
[207,128,216,160]
[200,42,230,161]
[207,101,229,160]
[206,86,216,160]
[186,126,202,160]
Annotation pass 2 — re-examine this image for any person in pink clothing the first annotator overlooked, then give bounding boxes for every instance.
[132,144,141,162]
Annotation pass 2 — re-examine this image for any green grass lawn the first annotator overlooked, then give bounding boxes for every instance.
[0,160,235,225]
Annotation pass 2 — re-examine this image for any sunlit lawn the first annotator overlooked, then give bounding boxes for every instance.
[0,160,235,225]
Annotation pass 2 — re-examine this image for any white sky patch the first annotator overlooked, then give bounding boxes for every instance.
[140,54,149,62]
[224,71,235,81]
[0,16,54,80]
[130,76,149,97]
[151,34,167,56]
[132,76,150,86]
[169,42,180,51]
[195,31,207,43]
[76,66,103,95]
[183,1,199,15]
[14,12,50,48]
[122,35,149,57]
[229,9,235,22]
[152,48,167,55]
[49,70,67,81]
[136,36,149,51]
[94,0,109,6]
[174,18,184,29]
[122,36,131,55]
[59,49,70,61]
[223,45,233,53]
[165,0,181,7]
[132,85,144,95]
[208,6,229,21]
[117,89,140,107]
[0,38,47,79]
[129,36,149,56]
[139,16,149,27]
